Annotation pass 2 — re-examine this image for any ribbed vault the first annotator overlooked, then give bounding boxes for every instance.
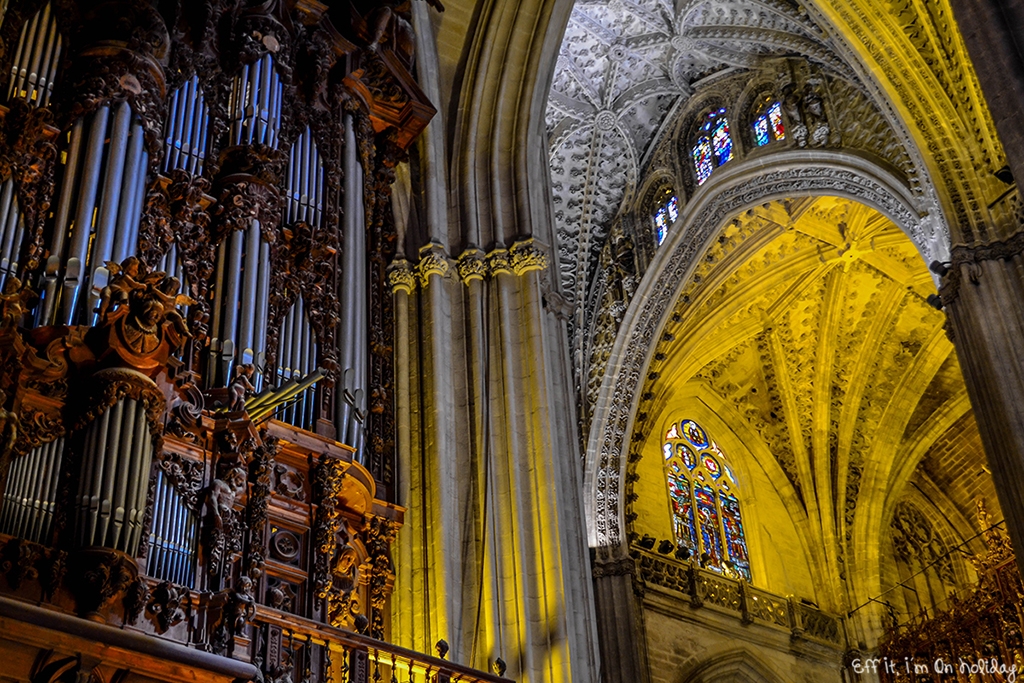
[626,197,993,619]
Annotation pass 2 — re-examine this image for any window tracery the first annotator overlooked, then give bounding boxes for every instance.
[663,418,751,580]
[752,96,785,147]
[692,108,733,185]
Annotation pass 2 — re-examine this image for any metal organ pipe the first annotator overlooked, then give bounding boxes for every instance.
[5,3,62,107]
[147,469,198,586]
[208,57,281,388]
[74,395,155,555]
[163,75,209,176]
[273,127,323,429]
[36,102,147,326]
[0,177,24,290]
[335,114,369,454]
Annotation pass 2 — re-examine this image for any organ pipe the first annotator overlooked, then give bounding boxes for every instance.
[163,75,209,176]
[207,57,282,388]
[74,395,155,554]
[6,2,62,107]
[147,470,198,587]
[37,105,147,326]
[0,438,64,544]
[0,178,25,290]
[336,113,368,459]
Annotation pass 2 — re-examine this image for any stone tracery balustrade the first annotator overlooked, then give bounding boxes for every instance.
[633,548,846,648]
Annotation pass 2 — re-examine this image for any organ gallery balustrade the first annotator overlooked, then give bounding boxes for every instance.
[0,1,501,682]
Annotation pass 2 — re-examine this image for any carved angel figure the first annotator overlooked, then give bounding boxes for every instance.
[0,277,36,329]
[229,363,257,412]
[205,466,247,532]
[0,389,17,469]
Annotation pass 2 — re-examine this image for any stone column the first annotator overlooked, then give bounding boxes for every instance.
[938,235,1024,577]
[591,549,649,683]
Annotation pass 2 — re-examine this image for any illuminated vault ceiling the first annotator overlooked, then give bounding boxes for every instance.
[626,197,991,607]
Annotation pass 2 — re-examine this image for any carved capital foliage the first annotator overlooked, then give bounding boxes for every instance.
[416,243,449,286]
[486,248,512,276]
[387,259,416,294]
[510,239,548,275]
[211,179,282,242]
[158,452,204,511]
[456,249,488,284]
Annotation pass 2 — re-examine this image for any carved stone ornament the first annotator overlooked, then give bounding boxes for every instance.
[387,259,416,294]
[486,248,512,276]
[415,243,449,286]
[456,248,488,284]
[510,239,548,276]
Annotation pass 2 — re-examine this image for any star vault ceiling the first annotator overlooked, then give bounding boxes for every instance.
[626,196,993,609]
[546,0,843,312]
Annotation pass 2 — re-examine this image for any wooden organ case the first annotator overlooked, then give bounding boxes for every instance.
[0,1,499,682]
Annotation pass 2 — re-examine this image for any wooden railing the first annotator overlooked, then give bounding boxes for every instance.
[252,606,510,683]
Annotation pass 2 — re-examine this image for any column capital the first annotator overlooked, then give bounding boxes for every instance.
[416,242,450,286]
[510,238,548,275]
[388,259,417,295]
[939,230,1024,306]
[486,248,512,276]
[456,248,488,284]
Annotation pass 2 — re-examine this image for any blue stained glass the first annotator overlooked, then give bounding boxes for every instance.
[655,207,668,245]
[721,493,752,580]
[695,485,724,568]
[754,116,770,146]
[661,417,752,582]
[666,195,679,223]
[768,101,785,140]
[713,118,733,165]
[668,473,697,549]
[692,138,713,185]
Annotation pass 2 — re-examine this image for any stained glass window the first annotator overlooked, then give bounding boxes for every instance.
[691,108,734,185]
[661,418,752,581]
[652,189,679,245]
[753,98,785,147]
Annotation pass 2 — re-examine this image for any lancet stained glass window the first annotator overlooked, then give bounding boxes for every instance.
[662,418,752,580]
[753,97,785,146]
[652,188,679,245]
[691,108,734,185]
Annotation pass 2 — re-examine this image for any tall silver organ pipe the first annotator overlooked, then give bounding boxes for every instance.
[228,54,282,147]
[336,113,368,458]
[36,103,148,326]
[163,75,210,176]
[147,469,198,587]
[6,1,62,107]
[0,437,65,543]
[74,394,155,554]
[207,57,282,388]
[0,178,25,290]
[273,127,323,428]
[275,296,317,429]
